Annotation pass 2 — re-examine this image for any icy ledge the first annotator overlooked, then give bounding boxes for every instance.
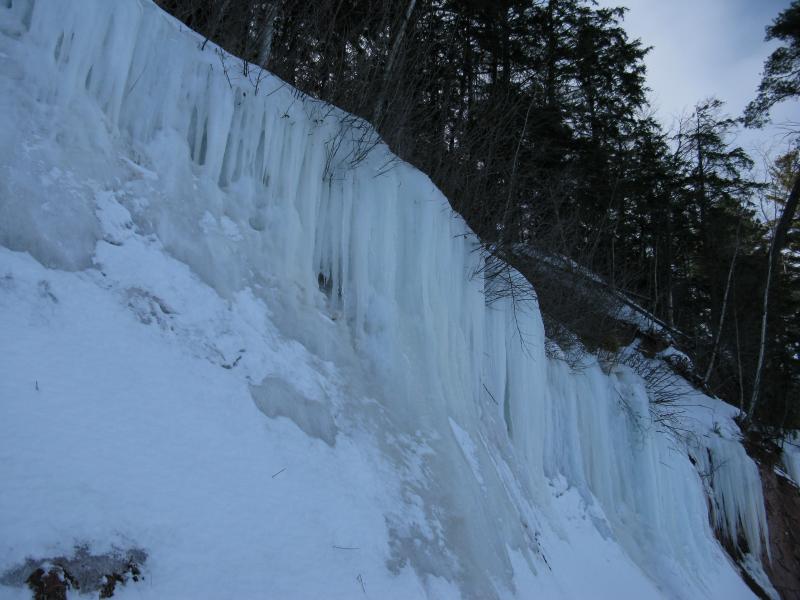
[0,0,769,597]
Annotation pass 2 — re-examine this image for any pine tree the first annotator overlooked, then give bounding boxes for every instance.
[744,0,800,128]
[743,0,800,427]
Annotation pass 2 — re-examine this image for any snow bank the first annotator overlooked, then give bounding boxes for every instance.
[0,0,768,597]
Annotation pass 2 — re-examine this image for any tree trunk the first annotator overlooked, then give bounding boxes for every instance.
[256,3,278,67]
[703,221,740,386]
[373,0,417,125]
[499,97,535,249]
[746,174,800,425]
[734,302,744,411]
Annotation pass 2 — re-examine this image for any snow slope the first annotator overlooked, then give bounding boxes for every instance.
[0,0,769,597]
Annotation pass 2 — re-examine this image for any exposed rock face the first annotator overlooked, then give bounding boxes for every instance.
[0,546,146,599]
[759,462,800,600]
[25,567,75,600]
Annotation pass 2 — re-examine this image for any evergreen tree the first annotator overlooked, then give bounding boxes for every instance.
[744,0,800,427]
[744,0,800,128]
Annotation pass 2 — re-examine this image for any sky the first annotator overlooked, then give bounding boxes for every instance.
[596,0,798,178]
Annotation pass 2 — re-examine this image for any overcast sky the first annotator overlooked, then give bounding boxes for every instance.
[596,0,798,177]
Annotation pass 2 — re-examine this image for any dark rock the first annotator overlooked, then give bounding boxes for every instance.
[759,462,800,600]
[1,545,146,599]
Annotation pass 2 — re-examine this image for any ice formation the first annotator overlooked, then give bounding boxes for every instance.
[782,433,800,486]
[0,0,773,597]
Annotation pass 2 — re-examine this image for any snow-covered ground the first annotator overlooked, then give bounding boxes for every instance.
[0,0,769,598]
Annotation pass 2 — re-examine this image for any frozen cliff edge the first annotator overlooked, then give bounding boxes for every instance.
[0,0,772,597]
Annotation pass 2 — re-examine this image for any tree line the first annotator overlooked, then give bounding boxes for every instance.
[157,0,800,433]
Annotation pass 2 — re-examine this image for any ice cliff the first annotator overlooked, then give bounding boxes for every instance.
[0,0,773,597]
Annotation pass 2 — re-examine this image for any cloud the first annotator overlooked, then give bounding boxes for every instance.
[597,0,798,171]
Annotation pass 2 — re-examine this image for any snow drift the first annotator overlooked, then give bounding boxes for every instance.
[0,0,771,597]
